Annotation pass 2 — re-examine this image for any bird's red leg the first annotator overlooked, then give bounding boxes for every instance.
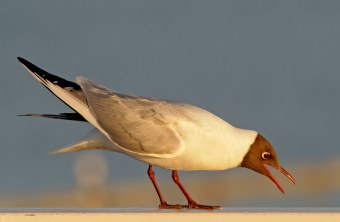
[172,170,221,209]
[147,165,167,206]
[147,165,184,209]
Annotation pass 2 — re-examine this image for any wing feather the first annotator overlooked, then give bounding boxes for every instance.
[77,77,185,157]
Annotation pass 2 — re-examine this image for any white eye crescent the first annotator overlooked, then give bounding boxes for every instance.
[262,152,271,159]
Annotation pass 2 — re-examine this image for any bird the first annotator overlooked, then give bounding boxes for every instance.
[17,57,295,209]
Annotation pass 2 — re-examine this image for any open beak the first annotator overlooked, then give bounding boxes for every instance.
[263,164,295,194]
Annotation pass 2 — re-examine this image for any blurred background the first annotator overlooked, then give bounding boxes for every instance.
[1,0,340,207]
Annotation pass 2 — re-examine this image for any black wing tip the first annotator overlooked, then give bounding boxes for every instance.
[17,57,41,73]
[17,57,81,89]
[17,113,87,122]
[17,114,28,117]
[17,114,42,118]
[17,57,28,65]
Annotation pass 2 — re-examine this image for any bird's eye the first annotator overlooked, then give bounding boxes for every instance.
[262,152,271,159]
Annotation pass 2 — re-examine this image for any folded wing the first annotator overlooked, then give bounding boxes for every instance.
[77,77,185,158]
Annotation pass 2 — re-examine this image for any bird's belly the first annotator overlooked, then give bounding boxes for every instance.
[112,118,256,171]
[128,132,243,171]
[135,154,232,171]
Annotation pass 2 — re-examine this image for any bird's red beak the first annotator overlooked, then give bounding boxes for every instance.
[263,164,295,193]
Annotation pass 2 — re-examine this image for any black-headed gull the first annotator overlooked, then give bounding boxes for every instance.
[18,57,295,209]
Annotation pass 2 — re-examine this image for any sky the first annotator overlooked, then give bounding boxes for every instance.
[1,1,340,206]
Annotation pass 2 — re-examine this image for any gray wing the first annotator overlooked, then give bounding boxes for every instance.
[76,77,186,158]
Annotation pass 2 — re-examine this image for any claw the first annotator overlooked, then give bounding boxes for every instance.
[187,202,221,210]
[159,202,221,210]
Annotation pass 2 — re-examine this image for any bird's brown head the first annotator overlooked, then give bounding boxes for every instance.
[240,134,295,193]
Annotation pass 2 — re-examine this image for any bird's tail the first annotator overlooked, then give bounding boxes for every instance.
[50,128,116,154]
